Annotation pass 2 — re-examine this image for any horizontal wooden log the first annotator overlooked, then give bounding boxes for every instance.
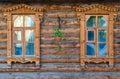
[40,44,80,48]
[41,37,79,41]
[41,47,80,50]
[41,28,80,34]
[41,50,80,55]
[114,44,120,47]
[0,52,6,56]
[42,23,79,26]
[41,63,80,68]
[41,40,79,44]
[44,12,76,18]
[115,59,120,63]
[0,26,7,30]
[0,22,7,26]
[115,51,120,55]
[0,67,120,72]
[41,25,79,29]
[0,30,7,33]
[114,48,120,51]
[45,10,75,12]
[41,55,80,59]
[114,29,120,33]
[0,45,7,49]
[115,21,120,25]
[114,37,120,40]
[41,59,79,63]
[45,14,76,18]
[114,40,120,43]
[0,15,5,18]
[0,60,6,63]
[0,39,7,42]
[44,17,77,21]
[41,33,80,37]
[0,33,7,39]
[114,34,120,38]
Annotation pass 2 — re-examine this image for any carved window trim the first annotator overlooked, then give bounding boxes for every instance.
[2,4,43,66]
[76,4,118,67]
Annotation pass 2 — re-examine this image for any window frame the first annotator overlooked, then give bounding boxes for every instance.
[12,15,35,57]
[76,4,118,67]
[85,15,108,57]
[3,4,43,66]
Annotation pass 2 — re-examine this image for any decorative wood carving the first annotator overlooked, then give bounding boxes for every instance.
[76,4,118,67]
[2,4,42,13]
[2,4,43,66]
[76,4,118,13]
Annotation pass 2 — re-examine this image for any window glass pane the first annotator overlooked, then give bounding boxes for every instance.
[26,43,34,55]
[86,43,95,56]
[25,30,34,42]
[98,30,106,42]
[87,16,96,27]
[98,16,107,27]
[14,31,21,40]
[14,16,23,27]
[98,44,107,56]
[14,43,22,55]
[88,31,94,41]
[25,16,34,27]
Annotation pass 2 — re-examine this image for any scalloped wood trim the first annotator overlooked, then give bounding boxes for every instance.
[2,4,43,12]
[7,58,40,66]
[76,4,118,12]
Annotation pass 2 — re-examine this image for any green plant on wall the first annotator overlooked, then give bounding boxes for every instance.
[54,27,66,51]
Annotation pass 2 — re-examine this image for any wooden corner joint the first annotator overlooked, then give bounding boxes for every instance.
[7,57,40,66]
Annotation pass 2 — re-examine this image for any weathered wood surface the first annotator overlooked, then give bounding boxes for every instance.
[1,67,120,72]
[0,3,119,71]
[114,16,120,59]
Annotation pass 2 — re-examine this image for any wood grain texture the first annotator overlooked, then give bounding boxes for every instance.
[0,67,120,72]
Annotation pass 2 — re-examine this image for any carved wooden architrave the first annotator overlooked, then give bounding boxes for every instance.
[76,4,118,67]
[2,4,43,66]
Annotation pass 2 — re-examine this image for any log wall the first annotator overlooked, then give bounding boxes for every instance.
[0,3,119,79]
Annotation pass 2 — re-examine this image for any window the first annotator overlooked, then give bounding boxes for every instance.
[13,15,35,56]
[76,4,117,67]
[86,15,108,57]
[3,4,43,66]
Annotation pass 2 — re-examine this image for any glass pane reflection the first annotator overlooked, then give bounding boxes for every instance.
[87,16,96,27]
[14,16,23,27]
[98,44,107,56]
[86,43,95,56]
[25,30,34,42]
[88,31,94,41]
[25,16,34,27]
[98,16,107,27]
[26,43,34,55]
[15,31,21,40]
[14,43,22,55]
[98,30,106,42]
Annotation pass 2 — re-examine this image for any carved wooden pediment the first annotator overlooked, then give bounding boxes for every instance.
[2,4,43,13]
[76,4,118,13]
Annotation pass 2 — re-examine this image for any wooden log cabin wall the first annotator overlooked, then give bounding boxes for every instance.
[0,1,119,79]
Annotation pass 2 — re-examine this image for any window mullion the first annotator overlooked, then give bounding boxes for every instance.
[96,16,98,57]
[23,15,26,57]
